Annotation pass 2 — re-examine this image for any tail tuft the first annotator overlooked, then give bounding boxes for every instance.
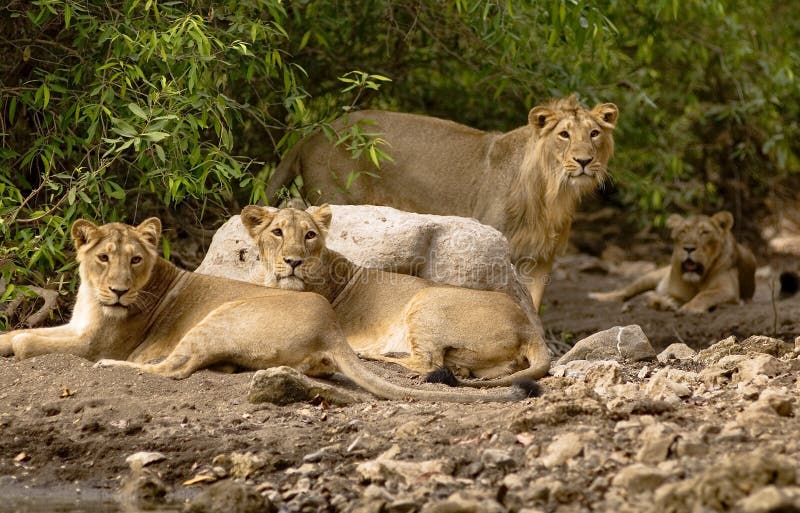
[780,271,799,298]
[424,367,459,387]
[512,379,542,398]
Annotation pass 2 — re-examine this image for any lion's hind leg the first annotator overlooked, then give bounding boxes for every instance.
[589,266,669,303]
[97,301,275,379]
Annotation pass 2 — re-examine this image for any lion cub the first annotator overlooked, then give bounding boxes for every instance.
[0,218,528,403]
[241,204,551,386]
[589,211,756,314]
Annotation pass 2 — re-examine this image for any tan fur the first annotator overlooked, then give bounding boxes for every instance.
[589,211,756,314]
[0,219,528,403]
[241,205,551,387]
[266,95,619,309]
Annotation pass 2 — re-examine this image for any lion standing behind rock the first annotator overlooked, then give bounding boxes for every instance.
[266,95,619,309]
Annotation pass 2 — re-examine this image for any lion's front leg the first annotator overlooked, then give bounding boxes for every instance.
[1,325,88,359]
[678,271,739,314]
[521,260,552,312]
[643,291,680,311]
[11,331,91,360]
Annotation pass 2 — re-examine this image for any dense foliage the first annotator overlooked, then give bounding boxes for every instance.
[1,0,798,326]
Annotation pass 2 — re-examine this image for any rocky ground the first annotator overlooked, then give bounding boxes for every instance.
[1,257,800,513]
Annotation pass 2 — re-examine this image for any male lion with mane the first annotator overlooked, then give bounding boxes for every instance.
[266,95,619,309]
[0,218,530,403]
[589,211,756,314]
[241,204,551,387]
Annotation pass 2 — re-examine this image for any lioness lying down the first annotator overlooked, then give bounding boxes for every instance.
[241,205,551,386]
[589,211,756,314]
[0,218,529,403]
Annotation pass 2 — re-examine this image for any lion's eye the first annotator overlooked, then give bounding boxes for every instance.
[272,228,283,237]
[131,256,142,265]
[98,254,109,263]
[590,129,600,138]
[305,231,317,240]
[558,131,570,139]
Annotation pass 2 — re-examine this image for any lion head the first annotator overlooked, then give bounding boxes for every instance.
[526,94,618,199]
[241,204,332,291]
[71,218,161,317]
[666,211,734,284]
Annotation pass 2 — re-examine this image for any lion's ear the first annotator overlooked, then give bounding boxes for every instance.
[711,211,734,231]
[136,217,162,247]
[241,205,278,237]
[592,103,619,128]
[310,204,333,232]
[71,220,99,250]
[528,106,557,134]
[666,214,684,231]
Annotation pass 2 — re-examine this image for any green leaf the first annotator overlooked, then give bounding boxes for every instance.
[128,103,148,120]
[161,237,171,261]
[142,131,170,142]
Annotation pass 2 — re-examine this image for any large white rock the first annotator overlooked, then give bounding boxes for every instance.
[195,204,536,321]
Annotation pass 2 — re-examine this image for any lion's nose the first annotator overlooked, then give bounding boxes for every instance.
[574,157,593,168]
[683,246,695,254]
[284,258,303,269]
[109,287,129,298]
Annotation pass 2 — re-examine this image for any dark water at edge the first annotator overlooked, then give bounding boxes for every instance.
[0,486,181,513]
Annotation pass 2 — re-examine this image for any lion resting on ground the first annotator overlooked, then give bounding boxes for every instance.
[241,204,551,386]
[589,211,756,314]
[0,218,528,403]
[266,95,619,309]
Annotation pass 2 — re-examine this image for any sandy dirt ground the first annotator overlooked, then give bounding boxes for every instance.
[1,254,799,512]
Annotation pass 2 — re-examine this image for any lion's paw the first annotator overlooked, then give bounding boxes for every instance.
[644,292,679,311]
[678,303,708,315]
[93,359,120,369]
[588,291,624,302]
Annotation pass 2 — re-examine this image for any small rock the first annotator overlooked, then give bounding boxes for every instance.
[656,343,696,363]
[636,423,677,464]
[393,420,422,440]
[303,444,338,463]
[356,445,453,486]
[611,463,669,494]
[185,480,274,513]
[248,366,364,405]
[673,434,707,458]
[737,399,785,433]
[540,432,586,468]
[699,354,748,385]
[735,485,800,513]
[125,451,166,470]
[715,422,748,443]
[420,491,506,513]
[503,472,527,490]
[763,389,796,417]
[481,448,515,469]
[735,355,789,383]
[119,469,167,509]
[556,325,655,365]
[741,335,794,357]
[696,335,793,366]
[644,367,692,405]
[653,450,795,512]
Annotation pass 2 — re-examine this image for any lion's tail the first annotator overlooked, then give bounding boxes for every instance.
[265,142,304,206]
[453,338,550,391]
[737,243,757,300]
[330,346,526,403]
